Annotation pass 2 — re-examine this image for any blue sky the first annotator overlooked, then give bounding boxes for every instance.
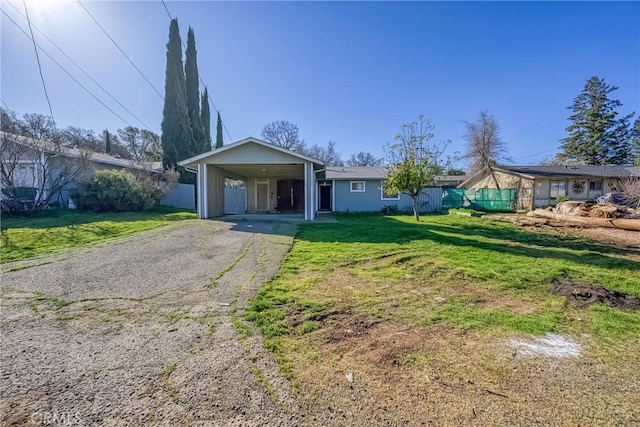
[2,1,638,167]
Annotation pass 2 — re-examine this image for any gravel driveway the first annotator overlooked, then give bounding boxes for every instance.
[1,219,303,426]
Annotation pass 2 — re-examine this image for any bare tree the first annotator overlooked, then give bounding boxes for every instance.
[385,115,449,221]
[463,111,509,186]
[60,126,103,151]
[117,126,163,162]
[1,133,90,213]
[304,141,344,166]
[618,177,640,208]
[346,151,383,167]
[261,120,305,151]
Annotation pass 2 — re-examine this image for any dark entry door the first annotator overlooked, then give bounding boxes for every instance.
[277,179,304,213]
[319,183,332,211]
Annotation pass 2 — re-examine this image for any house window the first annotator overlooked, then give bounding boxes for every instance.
[350,181,365,192]
[380,182,400,200]
[550,181,566,198]
[589,180,602,191]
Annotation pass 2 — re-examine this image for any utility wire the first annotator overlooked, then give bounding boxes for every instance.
[514,146,560,161]
[22,0,56,127]
[76,0,164,100]
[3,10,134,127]
[161,0,234,142]
[5,0,153,131]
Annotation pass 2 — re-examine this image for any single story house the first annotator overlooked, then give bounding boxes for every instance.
[1,132,163,208]
[321,166,443,213]
[178,137,445,220]
[458,164,640,210]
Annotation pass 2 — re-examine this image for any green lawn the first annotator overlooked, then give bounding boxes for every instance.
[245,213,640,423]
[248,213,639,345]
[0,206,196,263]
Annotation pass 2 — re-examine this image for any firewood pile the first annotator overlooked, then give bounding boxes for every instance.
[526,201,640,231]
[484,201,640,231]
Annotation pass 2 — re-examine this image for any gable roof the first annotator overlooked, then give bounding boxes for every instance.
[178,137,324,167]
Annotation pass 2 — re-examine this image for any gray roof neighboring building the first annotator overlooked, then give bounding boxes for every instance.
[499,165,640,178]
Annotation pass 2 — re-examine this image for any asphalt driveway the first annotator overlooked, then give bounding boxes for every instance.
[1,219,302,426]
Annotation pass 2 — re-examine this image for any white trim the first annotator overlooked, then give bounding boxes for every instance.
[178,137,325,167]
[197,164,203,218]
[304,162,309,220]
[350,181,365,192]
[255,179,270,211]
[380,181,400,200]
[202,164,208,218]
[332,179,335,211]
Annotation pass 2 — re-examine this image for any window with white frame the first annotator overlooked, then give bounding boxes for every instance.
[350,181,365,192]
[380,182,400,200]
[550,180,566,198]
[589,180,602,191]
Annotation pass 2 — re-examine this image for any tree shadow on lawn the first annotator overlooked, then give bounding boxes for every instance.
[0,206,194,231]
[296,215,640,274]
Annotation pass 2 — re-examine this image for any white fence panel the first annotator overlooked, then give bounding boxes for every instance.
[161,183,195,210]
[225,187,246,214]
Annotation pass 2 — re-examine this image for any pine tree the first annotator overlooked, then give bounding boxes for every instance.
[185,26,204,156]
[161,18,193,170]
[216,111,224,149]
[560,76,634,165]
[201,87,212,150]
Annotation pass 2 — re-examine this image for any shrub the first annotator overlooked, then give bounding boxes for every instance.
[72,169,162,212]
[556,195,569,203]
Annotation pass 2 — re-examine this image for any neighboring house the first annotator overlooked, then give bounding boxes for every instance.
[178,137,445,220]
[1,132,161,208]
[458,164,640,210]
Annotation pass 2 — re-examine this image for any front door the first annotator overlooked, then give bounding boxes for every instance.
[256,181,269,211]
[319,182,332,211]
[277,179,304,213]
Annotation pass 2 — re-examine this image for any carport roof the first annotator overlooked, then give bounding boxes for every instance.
[178,137,325,168]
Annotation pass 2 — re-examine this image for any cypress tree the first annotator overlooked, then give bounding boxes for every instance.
[216,111,224,149]
[161,18,193,170]
[185,26,204,156]
[201,87,212,150]
[104,129,112,154]
[560,76,634,165]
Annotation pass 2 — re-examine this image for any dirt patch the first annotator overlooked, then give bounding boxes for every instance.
[321,312,382,343]
[551,278,640,311]
[284,312,640,426]
[569,227,640,253]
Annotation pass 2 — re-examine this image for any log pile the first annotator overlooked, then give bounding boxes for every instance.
[526,201,640,232]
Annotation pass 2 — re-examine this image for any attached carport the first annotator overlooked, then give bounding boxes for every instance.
[179,137,324,220]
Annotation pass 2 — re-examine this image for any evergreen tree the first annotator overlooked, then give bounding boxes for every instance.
[201,87,212,150]
[185,26,205,156]
[560,76,634,165]
[104,129,112,154]
[216,111,224,149]
[161,18,193,171]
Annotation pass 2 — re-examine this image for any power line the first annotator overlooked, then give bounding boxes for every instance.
[5,0,153,131]
[514,146,561,161]
[22,0,55,127]
[160,0,234,143]
[76,0,164,100]
[2,10,134,127]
